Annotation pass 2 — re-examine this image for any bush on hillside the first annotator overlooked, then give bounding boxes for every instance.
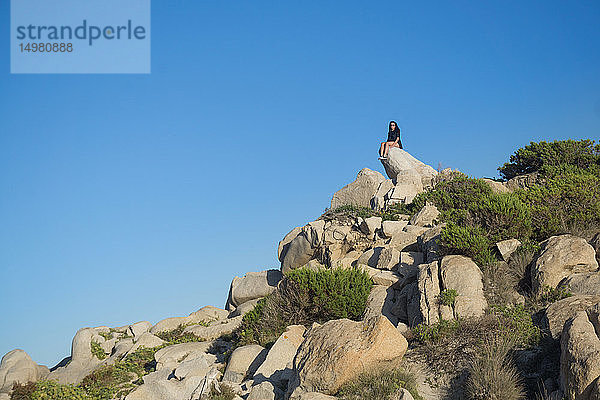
[498,139,600,180]
[519,171,600,240]
[236,267,373,347]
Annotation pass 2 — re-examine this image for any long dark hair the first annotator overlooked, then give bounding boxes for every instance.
[388,120,400,135]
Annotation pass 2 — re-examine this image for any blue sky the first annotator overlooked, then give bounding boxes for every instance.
[1,1,599,368]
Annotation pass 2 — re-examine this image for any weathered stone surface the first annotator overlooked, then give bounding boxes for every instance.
[363,285,398,325]
[223,345,267,384]
[562,272,600,296]
[387,231,419,252]
[330,168,386,209]
[371,180,395,210]
[253,325,306,389]
[560,311,600,400]
[381,220,409,238]
[387,170,424,205]
[375,247,401,270]
[545,295,600,339]
[125,367,218,400]
[505,172,539,191]
[409,262,443,327]
[531,235,599,294]
[248,381,282,400]
[0,350,49,394]
[358,265,402,287]
[154,342,215,371]
[439,255,487,319]
[409,205,440,228]
[229,298,261,318]
[226,270,283,310]
[281,234,315,273]
[126,332,165,355]
[279,226,303,262]
[496,239,522,261]
[379,148,437,187]
[359,216,382,238]
[151,305,229,334]
[46,327,106,384]
[288,316,408,395]
[356,247,384,268]
[418,225,444,263]
[288,388,338,400]
[183,315,243,341]
[127,321,152,339]
[173,353,213,380]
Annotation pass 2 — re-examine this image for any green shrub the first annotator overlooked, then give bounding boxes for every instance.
[236,267,373,347]
[439,289,459,306]
[538,285,572,306]
[440,223,497,266]
[29,380,90,400]
[519,172,600,240]
[326,205,377,219]
[90,340,106,360]
[490,305,540,348]
[155,324,207,345]
[336,368,424,400]
[498,139,600,180]
[413,319,462,343]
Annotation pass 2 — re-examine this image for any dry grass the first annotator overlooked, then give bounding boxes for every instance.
[466,333,525,400]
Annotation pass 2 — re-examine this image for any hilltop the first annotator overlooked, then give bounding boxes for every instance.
[1,139,600,400]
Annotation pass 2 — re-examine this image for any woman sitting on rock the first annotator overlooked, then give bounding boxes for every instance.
[379,120,403,159]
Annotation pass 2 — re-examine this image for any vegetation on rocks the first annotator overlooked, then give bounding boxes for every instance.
[235,267,373,347]
[410,139,600,268]
[13,327,207,400]
[336,367,423,400]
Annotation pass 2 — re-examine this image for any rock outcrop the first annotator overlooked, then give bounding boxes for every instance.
[0,350,49,396]
[560,305,600,400]
[225,270,283,311]
[531,234,599,294]
[287,316,408,396]
[380,148,438,187]
[330,168,386,209]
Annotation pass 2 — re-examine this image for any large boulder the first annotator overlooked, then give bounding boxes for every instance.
[183,315,243,341]
[560,310,600,400]
[223,344,267,384]
[439,255,487,319]
[226,270,283,310]
[253,325,306,390]
[409,205,440,228]
[46,327,106,384]
[562,272,600,296]
[330,168,386,209]
[379,148,437,187]
[362,285,398,326]
[279,226,303,262]
[545,295,600,340]
[151,305,230,334]
[0,350,49,395]
[287,316,408,395]
[531,235,599,295]
[406,261,451,327]
[281,234,315,273]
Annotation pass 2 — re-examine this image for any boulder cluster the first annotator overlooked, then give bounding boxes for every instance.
[1,148,600,400]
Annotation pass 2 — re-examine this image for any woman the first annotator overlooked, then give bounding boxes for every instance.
[379,121,403,159]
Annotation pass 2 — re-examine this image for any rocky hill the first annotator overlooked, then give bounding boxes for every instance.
[2,140,600,400]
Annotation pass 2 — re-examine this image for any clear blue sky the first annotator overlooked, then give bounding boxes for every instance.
[1,1,599,368]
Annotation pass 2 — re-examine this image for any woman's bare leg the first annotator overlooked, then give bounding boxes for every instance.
[379,142,386,157]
